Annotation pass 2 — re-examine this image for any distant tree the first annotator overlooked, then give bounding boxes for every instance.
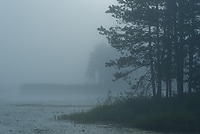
[86,43,120,84]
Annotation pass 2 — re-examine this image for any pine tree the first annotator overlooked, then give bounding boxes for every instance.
[98,0,200,97]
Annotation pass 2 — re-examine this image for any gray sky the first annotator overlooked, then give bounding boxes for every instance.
[0,0,116,88]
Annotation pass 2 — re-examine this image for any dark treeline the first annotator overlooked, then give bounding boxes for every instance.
[19,83,104,90]
[98,0,200,98]
[19,83,124,91]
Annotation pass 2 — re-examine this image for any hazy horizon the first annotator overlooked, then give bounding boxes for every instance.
[0,0,117,89]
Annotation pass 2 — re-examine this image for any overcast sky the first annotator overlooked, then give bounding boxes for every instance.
[0,0,116,88]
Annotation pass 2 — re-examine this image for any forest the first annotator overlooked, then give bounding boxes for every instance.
[60,0,200,133]
[97,0,200,98]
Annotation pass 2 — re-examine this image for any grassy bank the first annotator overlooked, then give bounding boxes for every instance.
[58,93,200,133]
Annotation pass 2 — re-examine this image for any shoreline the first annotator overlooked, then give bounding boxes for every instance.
[61,94,200,133]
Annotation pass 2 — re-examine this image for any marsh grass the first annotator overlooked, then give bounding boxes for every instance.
[58,92,200,133]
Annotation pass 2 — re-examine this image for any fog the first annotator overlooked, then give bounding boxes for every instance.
[0,0,117,89]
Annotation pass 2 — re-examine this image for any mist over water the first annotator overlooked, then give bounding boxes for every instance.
[0,87,167,134]
[0,0,117,89]
[0,1,143,133]
[0,87,109,106]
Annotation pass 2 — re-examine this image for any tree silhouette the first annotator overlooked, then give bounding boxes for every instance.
[86,43,119,84]
[98,0,200,97]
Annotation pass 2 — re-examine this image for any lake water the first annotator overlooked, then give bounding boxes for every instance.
[0,88,174,134]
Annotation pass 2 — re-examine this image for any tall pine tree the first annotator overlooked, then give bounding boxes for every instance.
[98,0,200,97]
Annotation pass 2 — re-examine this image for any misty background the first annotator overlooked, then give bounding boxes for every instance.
[0,0,117,89]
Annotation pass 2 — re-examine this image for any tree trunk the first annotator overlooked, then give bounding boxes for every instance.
[177,0,184,98]
[188,0,195,94]
[156,2,162,97]
[149,25,156,97]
